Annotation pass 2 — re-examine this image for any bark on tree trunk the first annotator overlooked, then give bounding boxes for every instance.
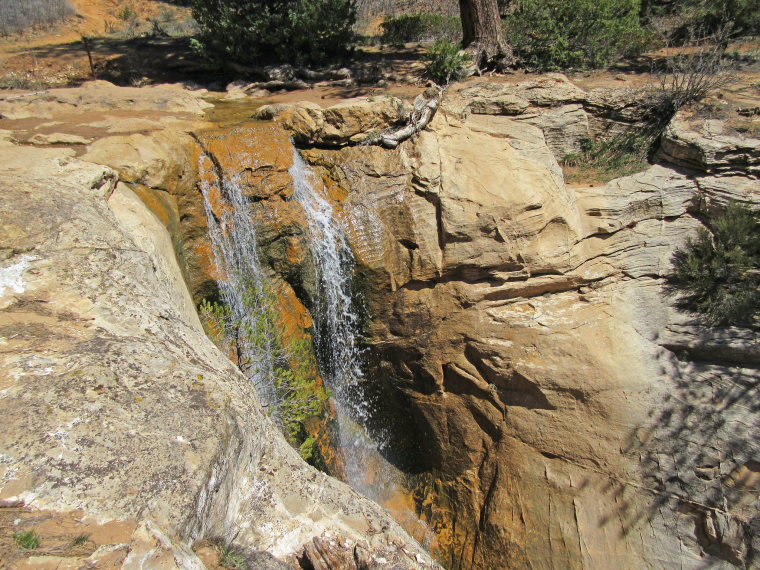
[459,0,515,70]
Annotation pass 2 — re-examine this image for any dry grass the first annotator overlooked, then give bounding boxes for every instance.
[355,0,458,30]
[356,0,459,18]
[0,0,76,36]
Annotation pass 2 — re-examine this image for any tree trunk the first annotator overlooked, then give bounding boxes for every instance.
[459,0,514,70]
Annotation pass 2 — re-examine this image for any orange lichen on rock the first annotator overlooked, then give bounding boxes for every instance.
[193,240,224,282]
[197,123,295,200]
[274,279,313,339]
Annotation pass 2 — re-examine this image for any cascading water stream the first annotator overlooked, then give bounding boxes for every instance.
[289,150,419,514]
[289,150,376,486]
[197,150,280,410]
[197,131,433,548]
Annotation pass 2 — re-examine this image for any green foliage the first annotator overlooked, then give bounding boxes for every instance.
[190,0,357,65]
[274,337,329,451]
[646,0,760,41]
[199,297,235,354]
[290,0,357,63]
[380,13,461,44]
[504,0,653,70]
[199,282,329,465]
[299,434,318,461]
[13,530,41,550]
[117,6,136,22]
[424,39,471,84]
[71,533,90,546]
[562,132,652,183]
[669,203,760,326]
[219,544,248,569]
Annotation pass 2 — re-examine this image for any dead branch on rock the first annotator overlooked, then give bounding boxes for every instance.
[376,87,444,149]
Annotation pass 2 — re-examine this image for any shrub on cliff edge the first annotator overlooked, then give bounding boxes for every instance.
[669,203,760,326]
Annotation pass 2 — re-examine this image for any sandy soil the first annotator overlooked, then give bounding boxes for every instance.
[0,0,196,87]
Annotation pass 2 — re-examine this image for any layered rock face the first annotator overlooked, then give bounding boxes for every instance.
[270,77,760,569]
[1,76,758,570]
[0,85,437,569]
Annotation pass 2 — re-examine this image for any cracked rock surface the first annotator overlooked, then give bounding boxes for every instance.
[294,81,760,569]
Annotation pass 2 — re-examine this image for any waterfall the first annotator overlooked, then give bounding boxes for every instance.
[197,133,432,547]
[290,149,403,504]
[197,150,280,410]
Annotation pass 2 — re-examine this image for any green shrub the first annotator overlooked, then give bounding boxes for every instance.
[71,534,90,547]
[648,0,760,42]
[218,544,248,569]
[380,13,461,44]
[425,39,471,84]
[190,0,356,65]
[562,132,653,183]
[669,203,760,326]
[13,530,41,550]
[199,282,329,465]
[504,0,653,70]
[299,434,318,462]
[117,6,136,22]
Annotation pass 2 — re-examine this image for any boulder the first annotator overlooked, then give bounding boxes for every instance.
[256,97,413,146]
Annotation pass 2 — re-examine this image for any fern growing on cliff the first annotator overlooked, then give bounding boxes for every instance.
[669,203,760,326]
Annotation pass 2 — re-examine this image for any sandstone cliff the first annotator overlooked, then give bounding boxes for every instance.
[1,75,758,570]
[0,84,436,570]
[260,76,760,569]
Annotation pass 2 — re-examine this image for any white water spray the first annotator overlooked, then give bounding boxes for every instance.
[197,136,432,547]
[197,149,280,409]
[290,149,405,502]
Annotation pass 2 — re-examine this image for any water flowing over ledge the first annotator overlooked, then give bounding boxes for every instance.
[197,147,281,410]
[196,128,434,549]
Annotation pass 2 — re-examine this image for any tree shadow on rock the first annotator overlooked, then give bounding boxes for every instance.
[604,333,759,568]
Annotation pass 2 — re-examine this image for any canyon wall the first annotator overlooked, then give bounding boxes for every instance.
[262,76,760,569]
[1,76,757,570]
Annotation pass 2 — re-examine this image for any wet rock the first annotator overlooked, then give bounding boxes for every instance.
[0,140,438,569]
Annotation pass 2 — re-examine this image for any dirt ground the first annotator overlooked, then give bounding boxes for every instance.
[0,502,138,569]
[2,0,759,107]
